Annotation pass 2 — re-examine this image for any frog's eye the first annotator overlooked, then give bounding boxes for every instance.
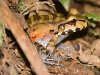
[68,19,77,25]
[70,19,76,23]
[71,19,77,23]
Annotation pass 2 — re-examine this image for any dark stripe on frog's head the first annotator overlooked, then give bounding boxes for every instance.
[54,31,58,35]
[78,20,86,22]
[61,29,73,35]
[66,29,73,34]
[58,24,65,30]
[61,32,66,35]
[75,28,80,32]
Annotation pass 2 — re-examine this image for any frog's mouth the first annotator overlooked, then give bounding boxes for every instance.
[55,34,68,45]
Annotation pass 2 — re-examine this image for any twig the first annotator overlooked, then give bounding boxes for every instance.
[0,0,51,75]
[20,1,55,14]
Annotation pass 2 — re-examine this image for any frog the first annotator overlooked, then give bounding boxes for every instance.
[27,8,89,55]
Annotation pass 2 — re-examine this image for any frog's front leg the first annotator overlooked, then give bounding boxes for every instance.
[46,24,66,52]
[46,34,58,53]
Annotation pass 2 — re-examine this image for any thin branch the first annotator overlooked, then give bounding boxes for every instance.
[20,1,55,15]
[0,0,51,75]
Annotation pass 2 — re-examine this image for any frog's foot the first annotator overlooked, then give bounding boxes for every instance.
[46,42,74,61]
[34,42,64,67]
[34,42,58,61]
[46,46,58,60]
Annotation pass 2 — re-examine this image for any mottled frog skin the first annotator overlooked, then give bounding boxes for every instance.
[27,8,89,53]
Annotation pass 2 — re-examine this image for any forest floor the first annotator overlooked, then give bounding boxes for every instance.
[0,0,100,75]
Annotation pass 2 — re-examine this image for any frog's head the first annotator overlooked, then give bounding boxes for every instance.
[58,8,89,36]
[55,8,89,45]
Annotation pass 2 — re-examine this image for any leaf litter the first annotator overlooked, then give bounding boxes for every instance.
[1,0,100,75]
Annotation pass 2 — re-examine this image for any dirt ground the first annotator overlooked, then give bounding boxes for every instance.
[0,0,100,75]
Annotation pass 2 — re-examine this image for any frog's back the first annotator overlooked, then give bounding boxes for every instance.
[27,14,67,47]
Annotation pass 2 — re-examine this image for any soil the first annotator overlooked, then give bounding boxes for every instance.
[0,0,100,75]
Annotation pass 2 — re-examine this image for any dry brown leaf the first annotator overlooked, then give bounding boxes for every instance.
[91,39,100,57]
[78,43,100,68]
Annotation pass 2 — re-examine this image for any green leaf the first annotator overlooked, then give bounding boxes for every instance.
[18,1,29,15]
[82,13,100,21]
[18,2,28,8]
[19,57,24,61]
[89,22,96,28]
[88,29,99,36]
